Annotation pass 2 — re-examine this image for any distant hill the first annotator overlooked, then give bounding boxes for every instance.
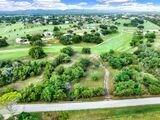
[0,9,128,15]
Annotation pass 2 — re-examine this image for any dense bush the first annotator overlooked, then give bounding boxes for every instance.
[131,18,144,27]
[72,84,105,99]
[91,72,101,81]
[0,60,12,68]
[60,35,72,45]
[60,47,74,56]
[29,46,46,59]
[145,32,156,39]
[44,53,71,79]
[60,33,103,45]
[81,48,91,54]
[27,34,44,46]
[101,51,135,69]
[143,75,160,95]
[0,37,8,47]
[20,59,94,102]
[82,33,103,44]
[14,112,39,120]
[100,25,118,35]
[130,31,143,46]
[134,45,160,77]
[0,61,44,87]
[72,34,82,43]
[53,26,60,31]
[114,80,142,96]
[114,67,143,96]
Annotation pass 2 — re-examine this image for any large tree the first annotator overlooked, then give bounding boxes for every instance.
[29,46,46,59]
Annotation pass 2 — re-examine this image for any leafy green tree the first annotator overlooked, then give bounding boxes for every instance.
[0,37,8,47]
[53,26,60,31]
[29,46,46,59]
[60,47,74,56]
[28,34,44,46]
[81,48,91,54]
[72,34,82,43]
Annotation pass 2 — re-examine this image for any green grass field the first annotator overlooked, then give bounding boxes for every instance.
[27,105,160,120]
[0,19,159,60]
[68,105,160,120]
[79,67,104,88]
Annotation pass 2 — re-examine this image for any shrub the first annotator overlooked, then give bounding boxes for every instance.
[91,72,101,81]
[60,47,74,56]
[29,46,46,59]
[81,48,91,54]
[55,66,65,75]
[0,37,8,47]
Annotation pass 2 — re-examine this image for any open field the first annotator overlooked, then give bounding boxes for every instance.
[0,13,160,120]
[79,67,105,88]
[68,105,160,120]
[18,105,160,120]
[0,18,160,60]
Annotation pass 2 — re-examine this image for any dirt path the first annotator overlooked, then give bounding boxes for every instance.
[0,73,44,92]
[90,54,110,99]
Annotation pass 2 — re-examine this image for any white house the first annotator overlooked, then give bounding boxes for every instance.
[16,38,29,44]
[43,31,53,38]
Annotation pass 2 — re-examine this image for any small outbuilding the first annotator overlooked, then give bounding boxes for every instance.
[16,38,29,44]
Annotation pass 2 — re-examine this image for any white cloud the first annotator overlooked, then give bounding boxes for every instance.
[0,0,160,12]
[97,0,131,4]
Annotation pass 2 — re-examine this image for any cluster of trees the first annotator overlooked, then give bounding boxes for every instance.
[123,18,144,29]
[20,58,105,102]
[60,33,103,45]
[0,60,13,68]
[101,50,136,69]
[27,34,46,59]
[143,75,160,95]
[26,34,44,46]
[72,84,105,99]
[100,25,118,35]
[145,32,156,44]
[0,37,8,48]
[131,18,144,27]
[114,66,160,96]
[130,31,144,46]
[111,43,160,96]
[134,45,160,77]
[123,18,144,28]
[114,67,143,96]
[0,61,45,87]
[145,17,160,27]
[44,53,71,79]
[83,33,103,44]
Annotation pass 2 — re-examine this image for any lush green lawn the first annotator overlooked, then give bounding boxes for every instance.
[0,23,71,44]
[28,105,160,120]
[0,32,133,60]
[0,19,159,60]
[79,67,104,88]
[93,32,133,53]
[67,105,160,120]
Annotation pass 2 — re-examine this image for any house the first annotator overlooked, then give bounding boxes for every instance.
[16,38,29,44]
[43,31,53,38]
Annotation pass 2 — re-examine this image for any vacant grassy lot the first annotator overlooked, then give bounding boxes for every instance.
[68,105,160,120]
[27,105,160,120]
[0,19,159,60]
[79,67,104,88]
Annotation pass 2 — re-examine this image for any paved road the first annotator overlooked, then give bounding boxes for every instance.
[1,97,160,119]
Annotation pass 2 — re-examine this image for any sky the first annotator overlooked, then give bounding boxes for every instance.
[0,0,160,11]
